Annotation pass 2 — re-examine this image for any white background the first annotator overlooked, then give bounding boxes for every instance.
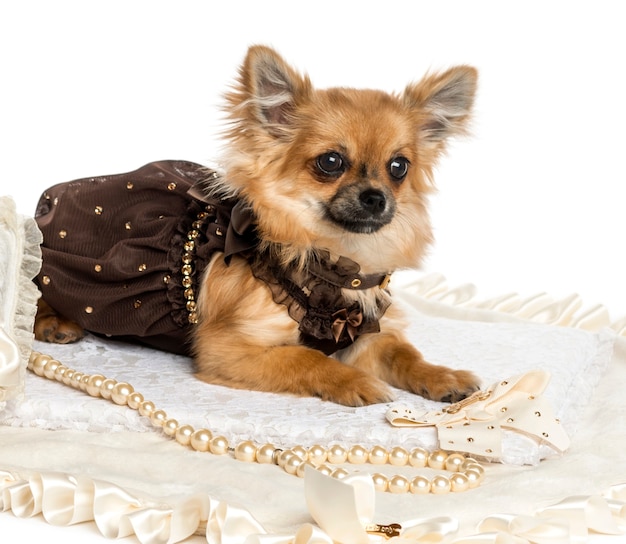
[1,2,625,540]
[3,1,625,319]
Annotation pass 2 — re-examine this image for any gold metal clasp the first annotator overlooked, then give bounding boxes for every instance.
[443,389,491,415]
[365,523,402,539]
[379,274,392,290]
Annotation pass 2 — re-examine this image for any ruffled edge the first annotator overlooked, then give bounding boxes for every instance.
[0,196,42,406]
[395,271,626,336]
[2,468,626,543]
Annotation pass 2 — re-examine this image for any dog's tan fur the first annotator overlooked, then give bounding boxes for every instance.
[35,45,480,406]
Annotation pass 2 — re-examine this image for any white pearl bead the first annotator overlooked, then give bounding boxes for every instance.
[368,445,389,465]
[255,443,276,464]
[278,450,295,468]
[234,440,257,463]
[465,468,483,488]
[409,447,429,467]
[431,475,451,494]
[111,382,134,405]
[317,464,333,476]
[461,457,480,470]
[389,446,409,466]
[100,378,117,400]
[296,461,315,478]
[388,475,410,494]
[31,353,51,376]
[427,450,448,470]
[285,455,303,475]
[371,473,389,492]
[63,369,75,386]
[150,409,167,427]
[73,372,84,389]
[81,374,91,391]
[43,359,60,379]
[162,418,179,437]
[86,374,105,397]
[445,453,466,472]
[307,445,327,464]
[450,473,470,493]
[290,445,308,460]
[331,468,349,480]
[347,445,368,464]
[464,463,485,476]
[175,424,194,447]
[127,392,144,409]
[138,400,155,417]
[209,436,229,455]
[190,429,212,452]
[410,475,431,494]
[54,364,68,382]
[70,371,84,390]
[327,445,347,464]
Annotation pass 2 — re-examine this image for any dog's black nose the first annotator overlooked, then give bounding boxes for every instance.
[359,189,386,216]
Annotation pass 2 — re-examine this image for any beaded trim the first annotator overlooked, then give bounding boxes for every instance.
[181,206,219,325]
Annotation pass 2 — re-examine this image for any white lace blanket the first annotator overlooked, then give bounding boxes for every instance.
[3,295,615,466]
[2,195,626,542]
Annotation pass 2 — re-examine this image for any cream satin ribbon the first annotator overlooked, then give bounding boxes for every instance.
[452,488,626,543]
[0,328,21,393]
[305,466,460,543]
[1,469,210,543]
[0,468,332,544]
[305,469,626,544]
[3,468,626,543]
[386,370,570,460]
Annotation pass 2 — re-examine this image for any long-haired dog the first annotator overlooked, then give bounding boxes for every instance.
[34,45,480,406]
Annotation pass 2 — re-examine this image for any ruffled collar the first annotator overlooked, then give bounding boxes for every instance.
[248,249,392,355]
[189,178,392,355]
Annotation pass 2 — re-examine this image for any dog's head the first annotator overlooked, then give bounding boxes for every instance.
[218,45,477,273]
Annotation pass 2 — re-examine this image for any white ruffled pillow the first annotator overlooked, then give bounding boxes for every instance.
[0,197,42,409]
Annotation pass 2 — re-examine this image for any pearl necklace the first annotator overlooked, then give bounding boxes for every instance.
[27,350,485,495]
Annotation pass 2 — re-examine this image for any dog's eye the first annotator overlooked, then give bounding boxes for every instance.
[316,152,345,176]
[388,157,410,182]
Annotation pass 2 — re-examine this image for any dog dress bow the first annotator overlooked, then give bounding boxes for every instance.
[386,370,570,460]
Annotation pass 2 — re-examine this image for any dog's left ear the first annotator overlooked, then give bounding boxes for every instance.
[404,66,478,152]
[237,45,312,137]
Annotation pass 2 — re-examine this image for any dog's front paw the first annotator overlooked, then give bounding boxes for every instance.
[419,369,481,403]
[319,373,395,407]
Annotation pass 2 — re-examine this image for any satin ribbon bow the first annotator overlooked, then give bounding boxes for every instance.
[386,370,570,460]
[331,308,363,342]
[305,467,460,543]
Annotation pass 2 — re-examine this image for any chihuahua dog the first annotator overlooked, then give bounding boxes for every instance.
[34,45,480,406]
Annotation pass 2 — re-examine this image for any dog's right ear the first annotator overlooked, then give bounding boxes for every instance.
[234,45,312,137]
[403,66,478,156]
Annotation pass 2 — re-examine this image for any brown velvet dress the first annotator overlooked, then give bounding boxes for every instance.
[34,160,256,355]
[35,160,391,357]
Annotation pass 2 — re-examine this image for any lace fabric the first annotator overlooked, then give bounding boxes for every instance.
[3,297,615,466]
